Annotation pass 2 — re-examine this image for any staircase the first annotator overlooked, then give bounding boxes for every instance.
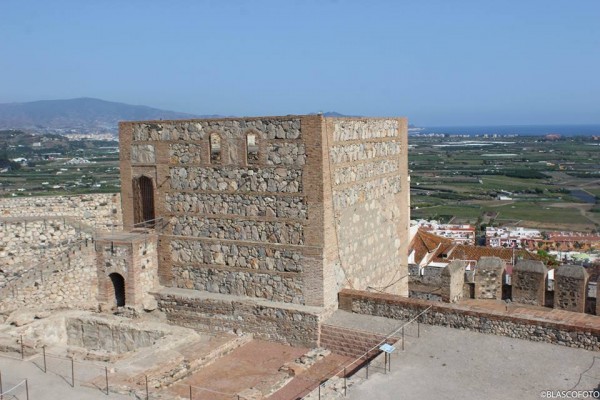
[320,323,396,359]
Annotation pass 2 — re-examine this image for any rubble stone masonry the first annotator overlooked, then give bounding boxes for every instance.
[339,289,600,351]
[120,115,409,313]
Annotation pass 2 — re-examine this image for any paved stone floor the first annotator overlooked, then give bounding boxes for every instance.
[348,323,600,400]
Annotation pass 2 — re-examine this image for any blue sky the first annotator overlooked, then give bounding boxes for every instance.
[1,0,599,126]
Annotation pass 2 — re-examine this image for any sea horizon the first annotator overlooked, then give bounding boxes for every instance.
[415,124,600,136]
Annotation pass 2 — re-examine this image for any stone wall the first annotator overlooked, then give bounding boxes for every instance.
[66,316,164,353]
[512,260,547,306]
[555,264,588,313]
[154,288,323,347]
[339,289,600,351]
[441,261,466,303]
[474,257,504,299]
[0,194,122,231]
[0,218,93,283]
[0,244,98,312]
[120,115,410,314]
[326,118,409,297]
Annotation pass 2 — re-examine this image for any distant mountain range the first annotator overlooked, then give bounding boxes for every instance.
[0,97,369,134]
[0,98,208,133]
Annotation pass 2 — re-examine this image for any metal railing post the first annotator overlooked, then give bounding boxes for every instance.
[25,379,29,400]
[344,367,347,397]
[105,366,109,395]
[0,370,3,400]
[145,375,149,400]
[402,327,405,351]
[43,346,47,372]
[20,335,24,359]
[71,356,75,387]
[384,353,387,374]
[189,384,192,400]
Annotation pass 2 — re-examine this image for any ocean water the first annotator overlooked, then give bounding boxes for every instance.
[417,124,600,136]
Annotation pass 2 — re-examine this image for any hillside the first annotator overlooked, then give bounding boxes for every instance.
[0,98,205,132]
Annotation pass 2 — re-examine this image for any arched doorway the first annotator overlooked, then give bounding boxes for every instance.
[109,273,126,307]
[132,176,155,228]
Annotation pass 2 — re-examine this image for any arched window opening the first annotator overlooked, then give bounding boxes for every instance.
[246,133,259,164]
[132,175,155,228]
[210,133,222,163]
[109,273,126,307]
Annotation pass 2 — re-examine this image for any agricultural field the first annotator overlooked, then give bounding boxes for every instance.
[1,129,599,232]
[409,135,600,232]
[0,130,120,197]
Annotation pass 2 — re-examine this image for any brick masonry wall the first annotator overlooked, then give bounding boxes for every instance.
[339,289,600,351]
[96,233,158,308]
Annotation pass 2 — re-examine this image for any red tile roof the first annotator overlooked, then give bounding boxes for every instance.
[409,228,540,268]
[410,229,453,265]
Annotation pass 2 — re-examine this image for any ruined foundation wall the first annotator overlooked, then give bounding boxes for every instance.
[154,289,322,347]
[325,119,409,296]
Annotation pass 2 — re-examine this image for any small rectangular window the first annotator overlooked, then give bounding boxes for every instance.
[210,134,221,163]
[247,133,259,164]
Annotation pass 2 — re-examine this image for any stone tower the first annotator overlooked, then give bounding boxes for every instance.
[119,115,409,345]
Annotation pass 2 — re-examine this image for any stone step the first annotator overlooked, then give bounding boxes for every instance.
[320,324,391,359]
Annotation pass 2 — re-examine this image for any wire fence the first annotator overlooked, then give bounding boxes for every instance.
[0,306,430,399]
[0,340,250,400]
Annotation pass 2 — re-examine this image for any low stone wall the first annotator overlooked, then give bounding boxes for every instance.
[339,289,600,351]
[154,288,324,347]
[0,194,122,230]
[66,316,164,353]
